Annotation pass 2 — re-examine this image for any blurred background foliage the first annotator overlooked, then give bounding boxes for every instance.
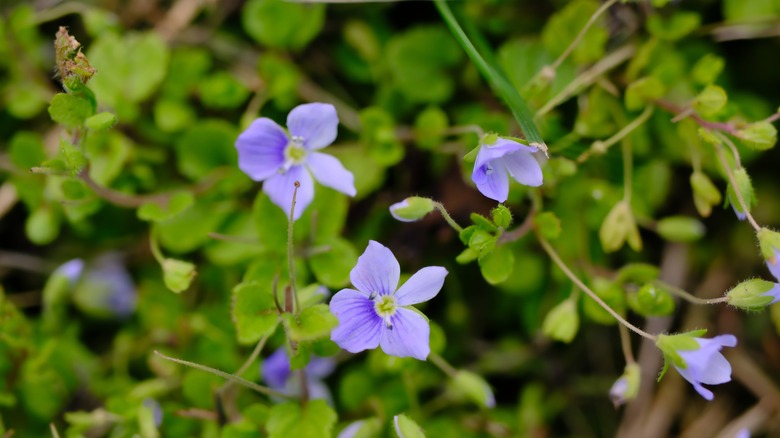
[1,0,780,436]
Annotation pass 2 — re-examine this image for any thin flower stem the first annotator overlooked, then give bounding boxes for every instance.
[712,141,761,232]
[443,125,485,138]
[577,105,654,163]
[764,112,780,124]
[299,369,309,405]
[432,201,464,233]
[622,132,633,204]
[149,226,165,264]
[654,280,730,305]
[537,236,657,341]
[715,131,743,170]
[498,206,536,244]
[618,324,636,365]
[549,0,618,72]
[287,181,301,315]
[536,44,635,118]
[428,352,458,378]
[655,99,738,134]
[153,350,293,399]
[218,335,269,393]
[50,423,62,438]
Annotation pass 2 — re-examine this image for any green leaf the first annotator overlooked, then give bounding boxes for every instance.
[87,31,169,109]
[137,192,195,222]
[26,206,60,245]
[232,282,280,344]
[198,72,250,109]
[360,107,404,167]
[242,0,325,51]
[655,216,705,242]
[267,400,336,438]
[693,85,727,117]
[541,0,609,64]
[84,112,117,131]
[282,304,338,342]
[394,414,426,438]
[737,121,777,150]
[534,212,562,240]
[599,201,642,252]
[174,120,237,180]
[309,238,358,288]
[615,263,660,285]
[691,54,725,85]
[625,77,665,111]
[451,371,495,408]
[690,171,722,217]
[154,99,195,133]
[542,298,579,343]
[9,132,46,169]
[414,106,449,150]
[48,93,95,128]
[478,244,514,285]
[647,12,701,41]
[161,258,196,293]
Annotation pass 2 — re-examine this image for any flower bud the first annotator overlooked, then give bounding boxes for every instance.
[656,216,705,242]
[542,298,579,342]
[394,414,425,438]
[726,168,755,221]
[162,258,196,293]
[690,171,721,217]
[451,370,496,408]
[389,197,435,223]
[628,283,675,317]
[757,228,780,280]
[599,201,642,253]
[726,278,780,310]
[610,363,640,407]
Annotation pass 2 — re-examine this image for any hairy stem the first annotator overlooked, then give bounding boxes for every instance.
[432,201,464,233]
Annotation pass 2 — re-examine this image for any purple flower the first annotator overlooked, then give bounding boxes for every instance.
[260,348,335,402]
[471,138,543,202]
[73,253,137,318]
[53,258,85,284]
[673,334,737,400]
[329,241,447,361]
[235,103,356,220]
[735,428,750,438]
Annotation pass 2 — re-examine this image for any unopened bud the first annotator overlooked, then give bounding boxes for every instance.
[389,197,435,222]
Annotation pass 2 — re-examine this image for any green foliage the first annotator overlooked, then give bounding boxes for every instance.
[266,400,336,438]
[242,0,325,51]
[232,282,280,344]
[542,0,608,64]
[395,414,426,438]
[542,298,579,342]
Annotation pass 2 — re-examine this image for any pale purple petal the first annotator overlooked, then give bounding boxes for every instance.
[767,248,780,282]
[262,165,314,221]
[731,202,747,221]
[306,356,336,379]
[261,348,291,391]
[235,118,288,181]
[287,103,339,150]
[763,283,780,305]
[142,399,163,427]
[306,152,356,197]
[330,289,382,353]
[88,253,136,317]
[394,266,448,306]
[379,307,430,360]
[474,139,536,170]
[350,241,400,296]
[735,428,751,438]
[502,150,543,187]
[54,258,85,284]
[674,334,736,400]
[609,377,628,406]
[307,379,333,404]
[472,160,510,202]
[338,421,365,438]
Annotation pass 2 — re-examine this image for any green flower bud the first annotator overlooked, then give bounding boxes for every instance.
[162,258,196,293]
[491,204,512,229]
[389,197,435,222]
[726,168,755,221]
[542,298,579,342]
[693,85,727,117]
[628,283,675,317]
[757,228,780,266]
[451,370,495,408]
[599,201,642,253]
[690,171,721,217]
[737,121,777,151]
[656,216,705,242]
[726,279,779,311]
[610,363,641,407]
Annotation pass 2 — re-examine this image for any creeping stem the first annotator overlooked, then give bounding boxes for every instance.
[153,350,292,399]
[653,280,730,305]
[218,335,269,393]
[432,201,464,233]
[537,236,657,341]
[428,352,458,378]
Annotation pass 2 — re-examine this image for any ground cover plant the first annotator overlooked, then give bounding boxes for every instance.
[2,0,780,436]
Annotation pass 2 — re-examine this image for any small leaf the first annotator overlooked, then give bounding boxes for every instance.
[266,400,336,438]
[161,258,196,293]
[394,414,426,438]
[137,192,195,222]
[625,77,665,111]
[737,121,777,151]
[232,282,279,344]
[478,244,513,285]
[656,216,705,242]
[534,211,562,240]
[451,371,495,408]
[693,85,727,117]
[84,112,117,131]
[309,238,358,288]
[283,304,338,342]
[599,201,642,253]
[48,93,95,128]
[542,298,579,343]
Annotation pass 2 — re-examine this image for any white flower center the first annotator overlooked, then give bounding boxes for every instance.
[280,136,307,173]
[485,163,494,175]
[372,293,397,330]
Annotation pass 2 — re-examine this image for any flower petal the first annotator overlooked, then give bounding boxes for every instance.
[262,165,314,221]
[306,356,336,379]
[307,152,356,197]
[767,249,780,282]
[394,266,448,306]
[502,150,543,187]
[474,138,537,170]
[764,283,780,305]
[379,307,430,360]
[472,159,510,202]
[287,103,339,150]
[261,348,291,391]
[350,241,400,296]
[330,289,382,353]
[235,118,288,181]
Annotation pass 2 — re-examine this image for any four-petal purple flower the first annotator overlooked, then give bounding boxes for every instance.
[329,241,447,361]
[235,103,356,220]
[471,138,543,202]
[673,334,737,400]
